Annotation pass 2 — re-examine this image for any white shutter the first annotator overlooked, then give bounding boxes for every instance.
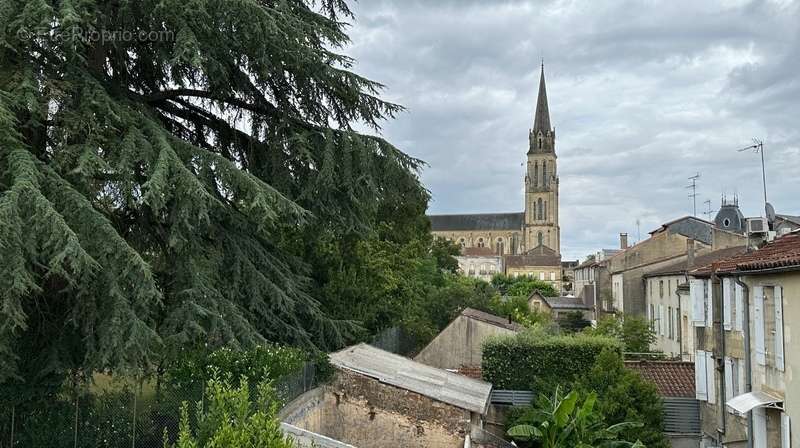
[695,350,707,401]
[691,279,705,326]
[706,351,716,404]
[775,286,785,371]
[706,279,714,328]
[754,286,766,365]
[735,282,744,332]
[723,278,732,330]
[660,304,665,336]
[737,359,745,398]
[724,356,733,402]
[754,407,767,448]
[782,412,791,448]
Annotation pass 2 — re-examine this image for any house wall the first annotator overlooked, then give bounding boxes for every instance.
[646,274,688,358]
[455,255,503,281]
[740,272,799,448]
[281,370,473,448]
[414,315,518,370]
[505,264,563,292]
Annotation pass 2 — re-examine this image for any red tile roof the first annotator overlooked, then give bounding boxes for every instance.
[692,232,800,276]
[455,366,483,380]
[624,361,695,398]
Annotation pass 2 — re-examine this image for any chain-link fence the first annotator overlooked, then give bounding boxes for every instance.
[1,364,320,448]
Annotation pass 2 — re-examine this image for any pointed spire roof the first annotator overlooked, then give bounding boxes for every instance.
[533,63,551,132]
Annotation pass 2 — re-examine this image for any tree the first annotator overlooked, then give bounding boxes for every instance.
[1,0,425,383]
[574,349,669,448]
[507,386,645,448]
[171,378,294,448]
[558,311,591,333]
[587,315,655,353]
[491,274,558,298]
[431,237,461,274]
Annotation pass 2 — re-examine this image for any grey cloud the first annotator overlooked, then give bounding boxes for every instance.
[344,0,800,260]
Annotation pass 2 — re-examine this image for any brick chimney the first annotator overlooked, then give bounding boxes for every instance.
[620,233,628,250]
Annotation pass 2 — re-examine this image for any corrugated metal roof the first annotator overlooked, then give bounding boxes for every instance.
[428,212,524,231]
[329,344,492,414]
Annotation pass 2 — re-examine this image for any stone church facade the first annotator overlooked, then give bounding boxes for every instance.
[430,65,563,288]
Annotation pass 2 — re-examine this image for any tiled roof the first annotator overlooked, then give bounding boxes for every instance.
[643,246,747,278]
[454,366,483,380]
[428,212,524,231]
[461,247,497,257]
[692,233,800,276]
[505,245,561,267]
[624,361,695,398]
[461,308,523,331]
[543,296,591,310]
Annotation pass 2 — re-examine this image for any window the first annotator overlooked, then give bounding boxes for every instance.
[542,161,547,186]
[668,306,674,339]
[539,272,545,281]
[537,232,543,246]
[497,238,504,255]
[690,278,712,327]
[544,201,548,220]
[479,264,487,275]
[477,238,485,248]
[659,280,664,298]
[489,264,496,274]
[650,304,655,331]
[723,278,733,330]
[550,272,556,281]
[537,198,543,220]
[468,264,475,276]
[755,286,785,370]
[459,238,466,248]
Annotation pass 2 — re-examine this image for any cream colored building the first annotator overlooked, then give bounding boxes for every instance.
[690,232,799,448]
[429,64,562,281]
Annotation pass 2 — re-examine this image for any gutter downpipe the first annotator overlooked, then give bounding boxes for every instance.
[735,276,753,448]
[712,268,727,439]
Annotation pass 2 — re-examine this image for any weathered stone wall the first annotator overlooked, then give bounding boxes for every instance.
[281,370,472,448]
[414,315,518,370]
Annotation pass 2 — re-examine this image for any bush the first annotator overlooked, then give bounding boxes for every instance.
[586,314,655,353]
[491,274,559,298]
[482,331,621,391]
[574,349,669,448]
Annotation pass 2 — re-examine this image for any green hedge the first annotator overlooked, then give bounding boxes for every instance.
[481,332,621,391]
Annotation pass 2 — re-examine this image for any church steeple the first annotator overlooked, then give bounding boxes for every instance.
[533,63,551,132]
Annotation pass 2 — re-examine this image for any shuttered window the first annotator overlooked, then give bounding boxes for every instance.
[706,351,716,404]
[691,279,705,326]
[724,356,733,403]
[775,286,785,371]
[754,286,766,365]
[782,412,791,448]
[734,282,744,332]
[695,350,707,401]
[723,278,732,330]
[705,279,713,327]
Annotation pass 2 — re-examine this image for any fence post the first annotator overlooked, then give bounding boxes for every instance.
[73,391,79,448]
[9,405,14,448]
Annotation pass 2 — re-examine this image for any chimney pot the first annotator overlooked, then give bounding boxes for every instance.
[620,233,629,250]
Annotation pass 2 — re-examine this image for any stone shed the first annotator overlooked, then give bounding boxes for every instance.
[280,344,493,448]
[414,308,522,371]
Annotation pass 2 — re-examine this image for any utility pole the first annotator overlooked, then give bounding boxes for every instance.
[687,173,700,217]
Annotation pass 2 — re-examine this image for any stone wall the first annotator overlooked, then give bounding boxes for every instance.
[281,370,473,448]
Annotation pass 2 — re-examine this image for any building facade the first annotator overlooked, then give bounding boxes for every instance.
[689,232,799,448]
[429,65,562,285]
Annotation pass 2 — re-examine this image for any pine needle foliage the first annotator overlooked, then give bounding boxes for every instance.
[0,0,425,382]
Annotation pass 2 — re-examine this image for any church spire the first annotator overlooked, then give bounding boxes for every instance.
[533,63,551,132]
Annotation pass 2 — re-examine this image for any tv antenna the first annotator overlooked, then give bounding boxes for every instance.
[737,138,768,210]
[703,199,716,220]
[686,173,701,217]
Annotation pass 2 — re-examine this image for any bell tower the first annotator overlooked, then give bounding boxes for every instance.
[524,63,561,254]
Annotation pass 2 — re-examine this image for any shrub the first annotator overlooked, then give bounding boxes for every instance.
[586,314,655,353]
[169,378,294,448]
[574,349,669,448]
[482,331,621,391]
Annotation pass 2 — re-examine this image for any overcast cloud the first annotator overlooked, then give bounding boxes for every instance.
[343,0,800,260]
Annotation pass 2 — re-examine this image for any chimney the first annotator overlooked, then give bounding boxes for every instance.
[620,233,628,250]
[687,238,695,269]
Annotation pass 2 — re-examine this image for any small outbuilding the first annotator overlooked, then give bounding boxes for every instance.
[280,344,493,448]
[527,291,593,320]
[414,308,522,370]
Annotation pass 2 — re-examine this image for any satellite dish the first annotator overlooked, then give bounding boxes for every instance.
[765,202,776,224]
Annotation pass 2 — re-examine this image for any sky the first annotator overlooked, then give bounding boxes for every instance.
[342,0,800,261]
